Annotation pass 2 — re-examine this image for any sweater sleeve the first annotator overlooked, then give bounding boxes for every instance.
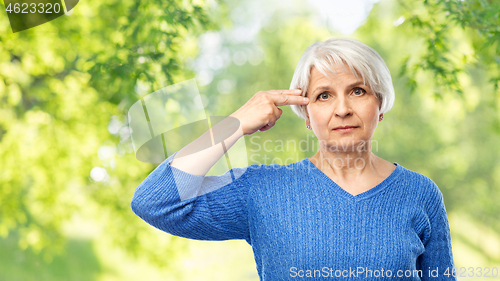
[417,180,456,280]
[130,152,254,243]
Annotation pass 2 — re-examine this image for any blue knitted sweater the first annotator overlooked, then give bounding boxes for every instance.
[131,152,456,280]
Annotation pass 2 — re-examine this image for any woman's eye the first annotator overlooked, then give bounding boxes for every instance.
[353,88,366,96]
[318,92,329,100]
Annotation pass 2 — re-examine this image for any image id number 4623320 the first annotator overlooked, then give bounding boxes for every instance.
[6,2,62,14]
[444,267,499,278]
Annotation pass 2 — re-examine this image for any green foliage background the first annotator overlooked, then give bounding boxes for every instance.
[0,0,499,280]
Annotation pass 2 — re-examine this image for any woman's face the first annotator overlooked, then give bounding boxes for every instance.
[305,64,381,151]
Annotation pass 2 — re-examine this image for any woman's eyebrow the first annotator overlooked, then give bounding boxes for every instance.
[347,81,365,88]
[310,86,330,96]
[311,81,365,95]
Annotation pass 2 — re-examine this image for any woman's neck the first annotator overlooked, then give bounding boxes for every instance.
[309,141,381,182]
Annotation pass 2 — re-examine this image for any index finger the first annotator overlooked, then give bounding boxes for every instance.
[270,93,309,107]
[268,89,303,96]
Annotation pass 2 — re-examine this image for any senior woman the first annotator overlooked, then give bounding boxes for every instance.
[131,38,456,280]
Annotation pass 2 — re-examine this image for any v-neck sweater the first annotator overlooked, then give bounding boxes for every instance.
[131,152,456,280]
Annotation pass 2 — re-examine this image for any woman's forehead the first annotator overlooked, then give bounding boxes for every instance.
[309,65,362,86]
[311,62,360,77]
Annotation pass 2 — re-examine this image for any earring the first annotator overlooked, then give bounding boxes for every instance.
[379,115,384,120]
[306,125,310,129]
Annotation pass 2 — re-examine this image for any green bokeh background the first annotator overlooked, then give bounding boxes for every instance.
[1,0,499,280]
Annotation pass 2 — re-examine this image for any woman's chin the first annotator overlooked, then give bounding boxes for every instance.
[318,139,370,152]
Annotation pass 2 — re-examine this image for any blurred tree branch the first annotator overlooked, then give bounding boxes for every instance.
[398,0,500,100]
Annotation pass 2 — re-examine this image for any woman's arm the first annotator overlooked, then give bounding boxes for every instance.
[169,89,307,176]
[417,184,457,280]
[130,89,308,241]
[168,115,244,176]
[131,151,254,241]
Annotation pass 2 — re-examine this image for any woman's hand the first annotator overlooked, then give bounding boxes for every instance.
[230,89,309,135]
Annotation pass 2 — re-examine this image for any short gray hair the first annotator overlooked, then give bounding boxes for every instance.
[289,38,395,120]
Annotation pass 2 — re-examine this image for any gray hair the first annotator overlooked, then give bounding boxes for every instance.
[289,38,395,120]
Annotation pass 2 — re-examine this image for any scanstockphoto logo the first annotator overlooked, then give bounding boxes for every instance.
[4,0,78,33]
[127,78,249,201]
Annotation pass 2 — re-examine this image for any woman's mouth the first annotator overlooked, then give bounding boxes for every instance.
[333,126,359,133]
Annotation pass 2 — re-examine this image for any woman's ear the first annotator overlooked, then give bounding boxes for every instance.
[305,114,310,128]
[377,92,383,110]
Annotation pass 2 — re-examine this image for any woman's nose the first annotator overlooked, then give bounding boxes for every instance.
[334,97,353,118]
